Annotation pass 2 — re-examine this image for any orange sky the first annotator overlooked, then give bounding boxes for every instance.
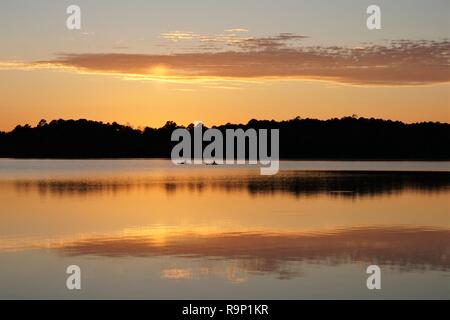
[0,67,448,131]
[0,1,449,130]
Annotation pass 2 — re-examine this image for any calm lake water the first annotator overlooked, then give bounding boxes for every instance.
[0,159,449,299]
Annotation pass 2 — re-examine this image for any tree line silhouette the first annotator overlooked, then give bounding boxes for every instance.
[0,116,448,159]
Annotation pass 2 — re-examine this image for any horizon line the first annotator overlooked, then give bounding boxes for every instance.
[3,115,450,133]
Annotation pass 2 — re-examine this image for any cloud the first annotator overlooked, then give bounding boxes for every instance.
[225,28,249,33]
[160,31,307,51]
[234,33,308,50]
[160,31,199,42]
[2,38,449,86]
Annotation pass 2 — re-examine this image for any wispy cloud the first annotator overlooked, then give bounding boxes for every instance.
[160,30,307,51]
[225,28,249,33]
[160,31,199,42]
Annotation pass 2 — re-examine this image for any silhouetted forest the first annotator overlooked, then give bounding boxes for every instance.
[0,116,448,159]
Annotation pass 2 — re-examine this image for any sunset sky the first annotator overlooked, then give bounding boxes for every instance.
[0,0,449,131]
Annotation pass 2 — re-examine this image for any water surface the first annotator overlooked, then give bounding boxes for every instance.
[0,160,448,299]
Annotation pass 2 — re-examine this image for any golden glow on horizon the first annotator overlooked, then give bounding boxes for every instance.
[0,68,448,132]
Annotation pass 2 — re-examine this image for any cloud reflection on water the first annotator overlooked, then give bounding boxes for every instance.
[58,226,450,280]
